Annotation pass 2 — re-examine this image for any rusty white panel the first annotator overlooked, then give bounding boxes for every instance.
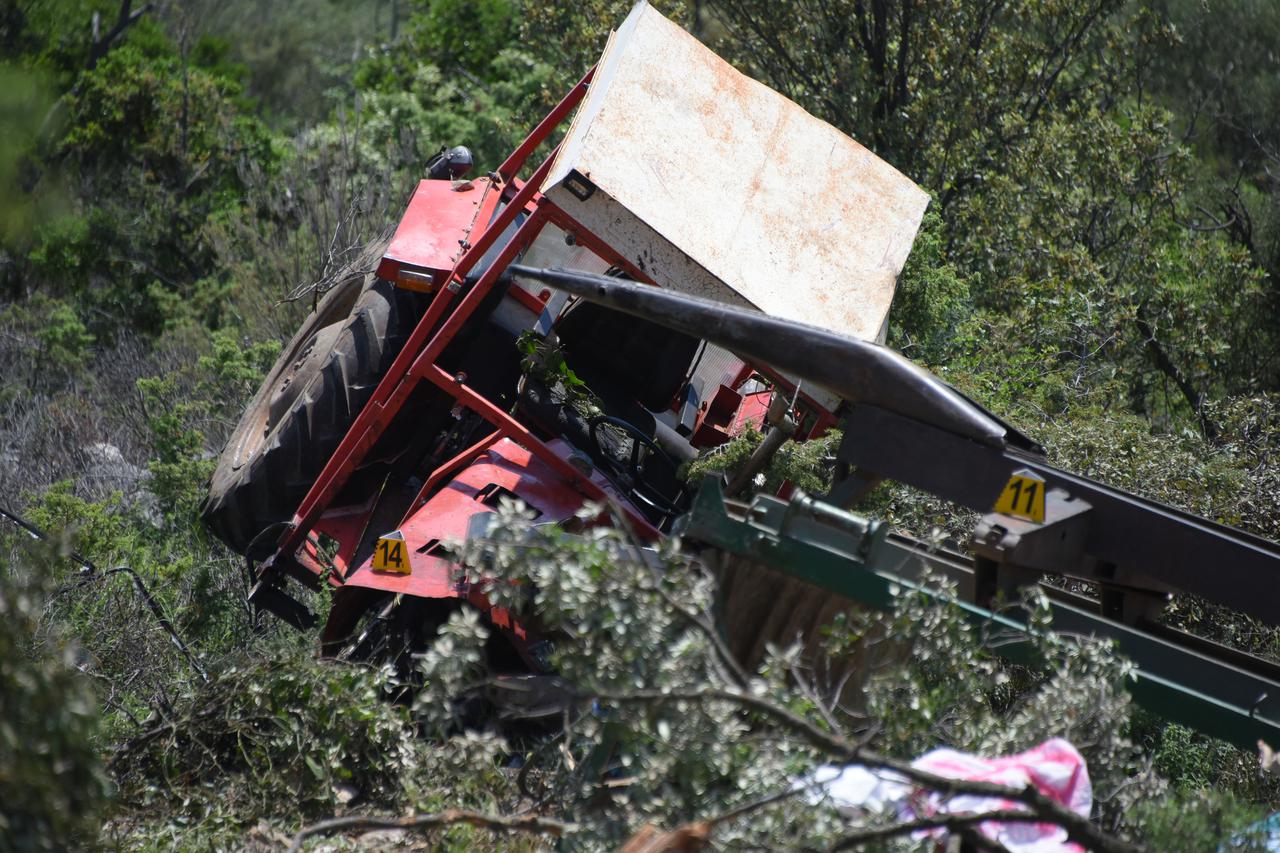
[544,1,929,343]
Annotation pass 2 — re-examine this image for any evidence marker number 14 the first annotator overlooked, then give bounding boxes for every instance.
[372,531,410,574]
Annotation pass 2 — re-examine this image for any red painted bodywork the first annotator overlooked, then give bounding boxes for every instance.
[340,438,634,659]
[312,495,382,578]
[731,391,773,435]
[376,178,500,290]
[345,438,628,600]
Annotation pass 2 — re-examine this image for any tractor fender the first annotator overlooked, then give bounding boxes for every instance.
[329,437,632,662]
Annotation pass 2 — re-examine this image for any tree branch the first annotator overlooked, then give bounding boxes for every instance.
[286,810,575,852]
[2,503,207,680]
[1133,304,1217,438]
[832,809,1044,850]
[86,0,152,71]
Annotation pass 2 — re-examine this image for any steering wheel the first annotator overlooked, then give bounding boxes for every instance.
[587,415,685,520]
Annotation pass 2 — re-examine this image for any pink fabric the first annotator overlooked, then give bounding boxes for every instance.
[904,737,1092,852]
[811,738,1092,852]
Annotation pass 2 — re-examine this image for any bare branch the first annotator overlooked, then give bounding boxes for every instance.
[2,503,207,680]
[1133,303,1216,438]
[832,809,1042,850]
[286,810,575,852]
[86,0,152,72]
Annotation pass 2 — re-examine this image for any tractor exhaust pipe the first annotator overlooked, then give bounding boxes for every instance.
[508,265,1018,450]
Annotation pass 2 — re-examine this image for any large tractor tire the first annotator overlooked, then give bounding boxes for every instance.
[202,272,423,556]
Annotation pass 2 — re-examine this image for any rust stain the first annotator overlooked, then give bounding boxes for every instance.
[552,1,928,341]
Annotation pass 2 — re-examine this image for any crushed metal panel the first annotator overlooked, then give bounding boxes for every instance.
[543,1,929,342]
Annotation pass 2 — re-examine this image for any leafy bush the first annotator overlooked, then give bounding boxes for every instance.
[889,209,972,364]
[3,0,1280,848]
[0,293,94,381]
[0,547,107,851]
[435,501,1179,847]
[110,642,417,822]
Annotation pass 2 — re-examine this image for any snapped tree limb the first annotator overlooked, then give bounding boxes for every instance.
[286,809,576,852]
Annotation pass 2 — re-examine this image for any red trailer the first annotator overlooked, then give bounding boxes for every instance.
[201,3,929,669]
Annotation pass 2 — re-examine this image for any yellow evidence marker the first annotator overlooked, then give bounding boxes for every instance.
[372,530,410,574]
[993,469,1047,524]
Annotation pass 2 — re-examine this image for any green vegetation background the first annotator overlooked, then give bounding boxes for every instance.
[3,0,1280,848]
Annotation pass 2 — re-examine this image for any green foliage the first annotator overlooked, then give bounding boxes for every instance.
[182,0,387,128]
[128,330,278,526]
[32,296,94,371]
[712,0,1280,418]
[4,0,1280,847]
[516,328,599,413]
[1129,788,1270,851]
[949,100,1273,416]
[197,328,282,408]
[410,0,518,79]
[137,375,214,526]
[17,34,277,333]
[0,63,64,247]
[685,427,760,482]
[1148,722,1244,792]
[13,323,280,721]
[825,579,1160,825]
[20,495,1256,848]
[889,209,971,364]
[0,548,108,851]
[23,482,214,683]
[26,481,137,561]
[687,425,841,496]
[107,641,419,838]
[438,501,1232,846]
[350,40,556,172]
[0,293,94,380]
[1151,0,1280,201]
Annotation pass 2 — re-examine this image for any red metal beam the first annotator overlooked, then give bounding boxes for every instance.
[402,431,504,523]
[276,158,560,562]
[421,364,660,538]
[498,66,594,183]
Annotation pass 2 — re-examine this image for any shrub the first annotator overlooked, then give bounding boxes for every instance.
[110,641,417,823]
[0,545,108,852]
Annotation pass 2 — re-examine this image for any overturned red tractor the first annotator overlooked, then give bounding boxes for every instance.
[202,3,928,666]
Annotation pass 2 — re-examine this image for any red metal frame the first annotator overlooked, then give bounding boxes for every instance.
[497,68,594,183]
[266,72,611,586]
[275,162,559,568]
[341,439,597,666]
[420,362,659,536]
[258,62,841,630]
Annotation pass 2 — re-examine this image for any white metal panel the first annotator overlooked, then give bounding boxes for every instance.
[543,1,929,343]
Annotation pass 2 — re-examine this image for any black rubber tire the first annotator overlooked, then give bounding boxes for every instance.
[202,272,422,556]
